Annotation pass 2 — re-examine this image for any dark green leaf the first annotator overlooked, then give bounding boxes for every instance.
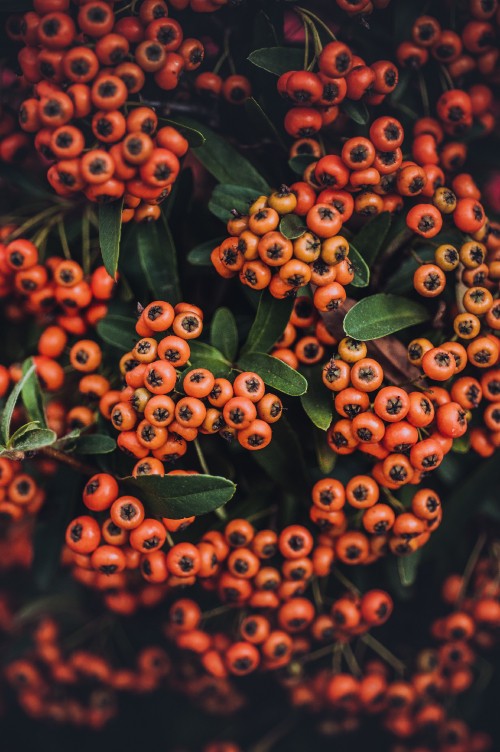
[314,427,336,474]
[97,314,136,352]
[136,215,181,304]
[248,47,304,76]
[288,154,317,175]
[252,417,308,493]
[157,117,205,146]
[397,549,423,587]
[341,100,369,125]
[73,434,116,454]
[125,473,236,518]
[1,362,36,444]
[21,357,46,426]
[210,308,238,362]
[0,164,55,199]
[188,237,223,267]
[209,184,260,223]
[347,242,370,287]
[252,10,279,47]
[98,200,123,279]
[300,366,333,431]
[279,213,306,239]
[244,97,286,149]
[343,294,430,341]
[188,341,232,378]
[7,421,41,445]
[237,352,307,396]
[10,427,57,452]
[241,291,294,355]
[385,247,434,295]
[176,118,269,193]
[351,212,391,266]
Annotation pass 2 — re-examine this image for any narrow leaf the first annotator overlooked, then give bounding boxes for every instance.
[210,308,238,362]
[241,291,294,355]
[288,154,317,175]
[348,242,370,287]
[397,550,423,587]
[352,212,391,266]
[136,215,181,304]
[97,314,136,352]
[21,357,46,426]
[1,363,36,444]
[10,427,57,452]
[300,366,333,431]
[209,184,260,223]
[176,118,269,193]
[341,100,369,125]
[188,341,232,378]
[98,200,123,279]
[73,434,116,454]
[125,473,236,518]
[343,294,430,341]
[244,97,286,149]
[237,352,307,396]
[248,47,304,76]
[188,237,224,267]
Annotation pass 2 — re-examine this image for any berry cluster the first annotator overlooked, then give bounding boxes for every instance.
[13,0,202,209]
[104,299,283,462]
[397,4,499,84]
[0,457,45,523]
[195,72,252,105]
[279,43,399,139]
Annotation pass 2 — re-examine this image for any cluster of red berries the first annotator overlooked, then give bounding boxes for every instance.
[281,660,493,751]
[397,4,499,83]
[309,476,442,563]
[210,183,357,303]
[165,584,392,679]
[4,616,171,728]
[103,299,282,462]
[12,0,203,207]
[0,231,115,330]
[278,42,399,139]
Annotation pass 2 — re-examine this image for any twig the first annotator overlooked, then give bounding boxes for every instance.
[457,532,487,606]
[41,446,97,475]
[361,633,406,675]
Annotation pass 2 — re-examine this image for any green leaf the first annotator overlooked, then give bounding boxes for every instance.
[244,97,286,149]
[188,341,232,378]
[209,184,260,223]
[210,308,238,362]
[98,200,123,279]
[280,213,306,239]
[252,417,308,493]
[385,247,434,295]
[300,366,333,430]
[97,314,136,352]
[125,473,236,518]
[157,117,205,146]
[313,427,336,474]
[10,427,57,452]
[398,549,423,587]
[73,434,116,454]
[241,291,294,355]
[347,242,370,287]
[176,118,269,193]
[188,237,224,267]
[288,154,317,175]
[21,358,46,426]
[343,294,430,341]
[135,215,181,304]
[8,421,41,445]
[352,212,392,266]
[237,352,307,396]
[1,362,36,444]
[248,47,304,76]
[340,100,369,125]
